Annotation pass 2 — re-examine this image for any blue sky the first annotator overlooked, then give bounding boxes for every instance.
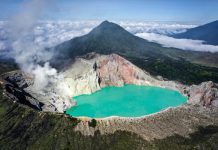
[0,0,218,23]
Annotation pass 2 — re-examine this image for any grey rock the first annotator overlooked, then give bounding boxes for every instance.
[185,81,218,107]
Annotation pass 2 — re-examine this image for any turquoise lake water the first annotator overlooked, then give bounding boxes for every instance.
[66,85,187,118]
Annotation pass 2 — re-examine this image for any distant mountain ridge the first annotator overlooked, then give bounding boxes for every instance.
[51,21,218,84]
[53,21,218,66]
[173,20,218,45]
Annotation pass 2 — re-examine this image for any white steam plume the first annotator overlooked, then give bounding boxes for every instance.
[8,0,60,92]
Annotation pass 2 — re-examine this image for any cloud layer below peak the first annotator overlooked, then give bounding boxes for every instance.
[0,20,218,54]
[136,32,218,52]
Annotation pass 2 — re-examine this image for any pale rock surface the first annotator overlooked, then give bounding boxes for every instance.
[185,81,218,107]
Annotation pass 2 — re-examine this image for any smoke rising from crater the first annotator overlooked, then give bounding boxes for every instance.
[9,0,60,92]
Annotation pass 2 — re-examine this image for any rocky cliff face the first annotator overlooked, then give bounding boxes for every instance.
[1,71,75,112]
[62,53,185,97]
[62,53,159,96]
[1,53,218,113]
[185,81,218,107]
[96,54,154,87]
[2,72,42,110]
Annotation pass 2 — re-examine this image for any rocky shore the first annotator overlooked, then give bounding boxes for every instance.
[74,104,218,141]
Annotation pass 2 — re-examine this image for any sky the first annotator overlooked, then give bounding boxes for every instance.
[0,0,218,23]
[0,0,218,54]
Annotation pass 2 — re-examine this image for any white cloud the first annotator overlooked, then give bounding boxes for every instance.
[0,41,6,51]
[0,20,100,56]
[1,20,196,51]
[1,20,218,56]
[136,32,218,52]
[118,21,196,35]
[32,20,100,48]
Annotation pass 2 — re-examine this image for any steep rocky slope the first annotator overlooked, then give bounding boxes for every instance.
[1,71,75,112]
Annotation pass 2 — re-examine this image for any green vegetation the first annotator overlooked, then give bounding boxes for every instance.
[0,59,18,75]
[88,119,97,128]
[151,125,218,149]
[124,55,218,85]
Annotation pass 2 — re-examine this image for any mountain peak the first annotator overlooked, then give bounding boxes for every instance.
[95,20,120,29]
[101,20,110,25]
[89,20,129,36]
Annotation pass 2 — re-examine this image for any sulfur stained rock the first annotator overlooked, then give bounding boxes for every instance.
[97,54,153,87]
